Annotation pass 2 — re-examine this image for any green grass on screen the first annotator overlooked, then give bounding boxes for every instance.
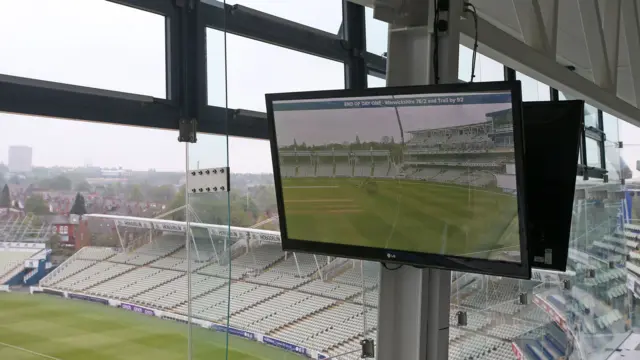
[282,177,519,260]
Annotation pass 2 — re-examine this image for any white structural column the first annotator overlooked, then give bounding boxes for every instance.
[622,0,640,106]
[375,1,461,360]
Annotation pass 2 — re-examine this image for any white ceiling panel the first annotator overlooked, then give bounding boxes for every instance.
[358,0,640,123]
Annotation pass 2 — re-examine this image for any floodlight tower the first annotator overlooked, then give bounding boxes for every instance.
[372,1,463,360]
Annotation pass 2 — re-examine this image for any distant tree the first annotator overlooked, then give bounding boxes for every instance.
[70,193,88,216]
[0,184,10,208]
[381,136,390,144]
[31,217,43,229]
[149,185,176,203]
[48,234,75,257]
[24,194,50,215]
[355,135,361,145]
[239,195,259,218]
[390,136,395,144]
[129,185,144,202]
[250,185,278,214]
[9,175,20,185]
[40,175,72,191]
[230,207,254,227]
[75,180,92,192]
[47,234,62,252]
[167,186,186,221]
[293,139,298,148]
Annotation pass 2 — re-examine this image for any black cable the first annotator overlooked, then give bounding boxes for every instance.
[464,2,479,83]
[382,262,403,271]
[432,0,440,84]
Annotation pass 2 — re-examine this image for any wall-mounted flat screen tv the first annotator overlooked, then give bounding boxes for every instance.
[266,81,530,279]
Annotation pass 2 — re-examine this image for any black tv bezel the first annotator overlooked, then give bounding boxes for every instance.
[266,81,531,279]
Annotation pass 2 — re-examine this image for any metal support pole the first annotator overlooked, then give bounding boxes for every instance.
[597,109,606,170]
[313,254,322,277]
[189,227,201,261]
[376,1,462,360]
[206,227,221,264]
[114,222,125,250]
[175,0,205,143]
[293,252,302,278]
[343,1,368,90]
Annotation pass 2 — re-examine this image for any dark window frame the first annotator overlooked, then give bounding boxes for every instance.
[0,0,379,140]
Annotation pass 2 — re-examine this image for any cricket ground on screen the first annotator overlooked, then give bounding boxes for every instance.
[274,91,521,262]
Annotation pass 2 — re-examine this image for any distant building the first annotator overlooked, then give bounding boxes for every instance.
[8,146,33,173]
[42,214,79,248]
[101,168,130,178]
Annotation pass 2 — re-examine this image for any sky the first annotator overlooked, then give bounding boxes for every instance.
[0,0,639,177]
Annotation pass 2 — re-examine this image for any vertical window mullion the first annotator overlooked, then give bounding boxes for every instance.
[343,1,367,90]
[504,67,516,81]
[597,109,606,170]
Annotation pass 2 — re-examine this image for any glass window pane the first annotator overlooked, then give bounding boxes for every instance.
[448,112,630,359]
[220,137,380,359]
[450,273,558,360]
[559,91,567,101]
[620,117,640,147]
[619,118,640,180]
[476,54,505,81]
[586,137,602,168]
[558,93,599,129]
[605,142,622,182]
[516,72,551,101]
[584,104,599,129]
[0,113,190,357]
[602,113,628,181]
[368,74,386,88]
[567,179,630,358]
[602,112,620,144]
[365,7,388,56]
[0,0,166,98]
[185,133,233,360]
[206,30,345,111]
[226,0,343,34]
[458,45,473,82]
[458,46,504,82]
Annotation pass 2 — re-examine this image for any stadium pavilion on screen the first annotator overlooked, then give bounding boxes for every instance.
[272,91,520,263]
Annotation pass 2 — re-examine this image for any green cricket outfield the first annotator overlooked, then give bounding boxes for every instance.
[0,292,300,360]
